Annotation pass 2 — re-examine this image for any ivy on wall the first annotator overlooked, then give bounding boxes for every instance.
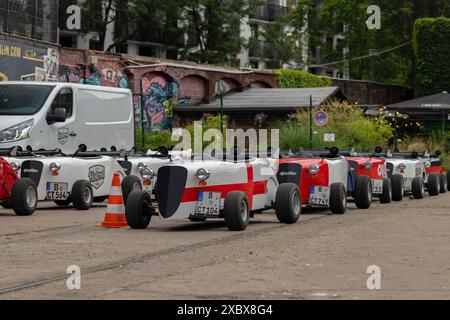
[275,69,332,88]
[414,18,450,97]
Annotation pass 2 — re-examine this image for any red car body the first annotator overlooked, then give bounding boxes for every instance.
[0,157,19,202]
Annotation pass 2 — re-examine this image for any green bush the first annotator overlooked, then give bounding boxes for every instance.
[414,18,450,96]
[275,69,332,88]
[135,129,174,151]
[277,101,393,152]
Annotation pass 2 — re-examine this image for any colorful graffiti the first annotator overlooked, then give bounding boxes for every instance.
[142,75,180,131]
[59,63,128,88]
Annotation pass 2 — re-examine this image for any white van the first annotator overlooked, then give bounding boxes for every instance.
[0,82,135,153]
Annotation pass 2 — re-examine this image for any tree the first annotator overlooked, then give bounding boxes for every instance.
[180,0,262,65]
[290,0,450,85]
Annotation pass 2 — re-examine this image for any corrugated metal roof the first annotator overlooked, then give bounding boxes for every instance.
[174,87,345,112]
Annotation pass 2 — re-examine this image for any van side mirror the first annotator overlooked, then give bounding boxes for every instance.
[47,108,67,124]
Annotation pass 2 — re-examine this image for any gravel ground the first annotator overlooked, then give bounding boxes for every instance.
[0,193,449,300]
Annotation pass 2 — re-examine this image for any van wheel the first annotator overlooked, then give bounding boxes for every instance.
[125,191,152,229]
[354,175,372,209]
[122,175,142,205]
[379,178,392,204]
[224,192,249,231]
[72,180,93,211]
[54,199,72,207]
[412,177,425,199]
[275,183,301,224]
[391,174,404,201]
[427,173,440,196]
[440,174,448,193]
[330,183,346,215]
[11,178,38,216]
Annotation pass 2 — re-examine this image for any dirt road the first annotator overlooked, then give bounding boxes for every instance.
[0,194,449,300]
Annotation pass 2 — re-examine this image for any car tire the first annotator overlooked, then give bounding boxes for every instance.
[330,183,346,215]
[125,191,153,229]
[275,183,301,224]
[439,173,448,194]
[72,180,93,211]
[54,199,72,207]
[427,173,440,196]
[11,178,38,216]
[412,177,425,199]
[224,192,249,231]
[122,175,142,205]
[354,175,372,209]
[379,178,392,204]
[391,174,404,202]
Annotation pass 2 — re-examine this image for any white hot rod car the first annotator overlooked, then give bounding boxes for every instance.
[384,151,441,199]
[125,155,302,231]
[0,147,140,210]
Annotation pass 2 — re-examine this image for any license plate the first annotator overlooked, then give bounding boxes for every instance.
[371,179,384,194]
[310,186,330,207]
[404,178,413,192]
[46,182,69,200]
[195,192,221,216]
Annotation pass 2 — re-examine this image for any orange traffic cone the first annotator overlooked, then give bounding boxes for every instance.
[98,173,128,228]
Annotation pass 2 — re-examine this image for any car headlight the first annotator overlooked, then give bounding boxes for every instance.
[308,164,320,175]
[140,168,155,181]
[49,162,61,173]
[196,168,211,181]
[364,162,373,170]
[137,162,147,170]
[398,163,406,170]
[10,162,21,172]
[0,119,34,144]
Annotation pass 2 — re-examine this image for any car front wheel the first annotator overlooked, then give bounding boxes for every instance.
[11,178,38,216]
[224,192,249,231]
[330,183,346,215]
[275,183,301,224]
[412,177,425,199]
[427,173,440,196]
[125,191,153,229]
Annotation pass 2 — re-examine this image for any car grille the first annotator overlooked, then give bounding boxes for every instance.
[155,166,188,218]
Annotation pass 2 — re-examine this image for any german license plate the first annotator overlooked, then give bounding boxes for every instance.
[371,179,384,194]
[404,178,413,192]
[310,186,330,207]
[46,182,69,200]
[195,192,221,216]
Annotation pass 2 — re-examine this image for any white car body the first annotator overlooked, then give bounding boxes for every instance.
[3,154,125,202]
[0,82,134,153]
[386,157,426,193]
[154,158,279,221]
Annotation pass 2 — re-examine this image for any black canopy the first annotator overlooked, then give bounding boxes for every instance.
[387,91,450,112]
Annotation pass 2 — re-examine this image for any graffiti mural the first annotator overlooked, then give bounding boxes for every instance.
[142,75,180,131]
[59,66,128,88]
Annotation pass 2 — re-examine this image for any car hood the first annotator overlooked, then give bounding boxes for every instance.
[0,116,34,131]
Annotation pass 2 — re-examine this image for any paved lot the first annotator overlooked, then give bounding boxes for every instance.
[0,193,449,300]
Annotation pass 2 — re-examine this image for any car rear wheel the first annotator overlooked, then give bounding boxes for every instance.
[379,178,392,204]
[275,183,301,224]
[427,173,440,196]
[224,192,249,231]
[354,175,372,209]
[11,178,38,216]
[412,177,425,199]
[439,173,448,193]
[54,199,72,207]
[391,174,404,202]
[72,180,93,211]
[122,175,142,205]
[125,191,153,229]
[330,183,346,215]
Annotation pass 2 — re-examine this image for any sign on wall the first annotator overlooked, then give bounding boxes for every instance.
[0,39,59,82]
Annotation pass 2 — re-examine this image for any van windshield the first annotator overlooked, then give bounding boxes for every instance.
[0,85,54,116]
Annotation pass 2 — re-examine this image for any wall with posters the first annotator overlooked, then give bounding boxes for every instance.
[0,37,59,82]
